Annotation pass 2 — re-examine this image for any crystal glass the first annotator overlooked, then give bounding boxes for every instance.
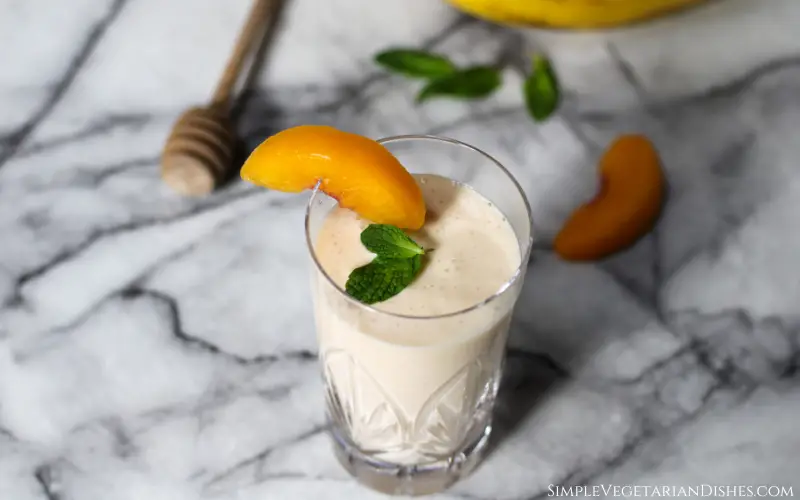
[305,135,533,496]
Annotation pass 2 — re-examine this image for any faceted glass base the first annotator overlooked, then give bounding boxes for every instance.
[330,422,492,496]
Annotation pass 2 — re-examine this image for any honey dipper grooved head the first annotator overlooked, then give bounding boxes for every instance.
[161,106,236,196]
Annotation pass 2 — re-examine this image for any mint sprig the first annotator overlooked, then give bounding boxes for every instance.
[373,47,561,123]
[345,224,426,304]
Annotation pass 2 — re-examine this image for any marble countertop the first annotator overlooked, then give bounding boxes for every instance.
[1,0,799,498]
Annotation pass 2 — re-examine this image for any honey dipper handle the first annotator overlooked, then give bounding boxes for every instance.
[211,0,279,109]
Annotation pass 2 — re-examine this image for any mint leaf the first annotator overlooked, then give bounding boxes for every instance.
[345,256,422,304]
[346,225,426,304]
[416,66,502,103]
[409,253,422,275]
[375,49,456,79]
[361,224,424,259]
[524,55,560,122]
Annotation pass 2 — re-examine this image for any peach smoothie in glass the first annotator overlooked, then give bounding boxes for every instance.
[241,127,532,496]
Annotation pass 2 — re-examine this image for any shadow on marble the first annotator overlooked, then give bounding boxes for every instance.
[488,347,566,457]
[482,240,683,461]
[229,0,289,124]
[215,0,290,191]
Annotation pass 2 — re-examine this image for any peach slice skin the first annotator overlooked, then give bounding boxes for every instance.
[554,135,666,261]
[240,125,426,230]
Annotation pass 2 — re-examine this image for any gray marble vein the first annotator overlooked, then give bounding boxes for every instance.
[0,0,129,169]
[1,0,799,498]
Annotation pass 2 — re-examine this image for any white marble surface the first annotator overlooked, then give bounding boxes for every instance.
[1,0,799,498]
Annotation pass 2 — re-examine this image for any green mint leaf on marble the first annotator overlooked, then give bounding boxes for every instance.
[360,224,424,259]
[375,49,457,79]
[416,66,502,103]
[345,255,423,305]
[524,55,560,122]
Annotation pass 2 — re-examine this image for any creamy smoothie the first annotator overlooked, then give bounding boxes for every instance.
[312,174,522,465]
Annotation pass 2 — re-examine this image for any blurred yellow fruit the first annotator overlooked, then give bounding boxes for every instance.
[445,0,707,29]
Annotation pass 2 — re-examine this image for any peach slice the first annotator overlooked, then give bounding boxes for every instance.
[240,125,426,230]
[554,135,666,261]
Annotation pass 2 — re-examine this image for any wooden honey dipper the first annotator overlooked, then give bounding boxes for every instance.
[161,0,280,196]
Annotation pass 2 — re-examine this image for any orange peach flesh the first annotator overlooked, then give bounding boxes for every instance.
[554,135,665,261]
[240,125,426,230]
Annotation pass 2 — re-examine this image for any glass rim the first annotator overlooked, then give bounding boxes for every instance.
[304,133,534,320]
